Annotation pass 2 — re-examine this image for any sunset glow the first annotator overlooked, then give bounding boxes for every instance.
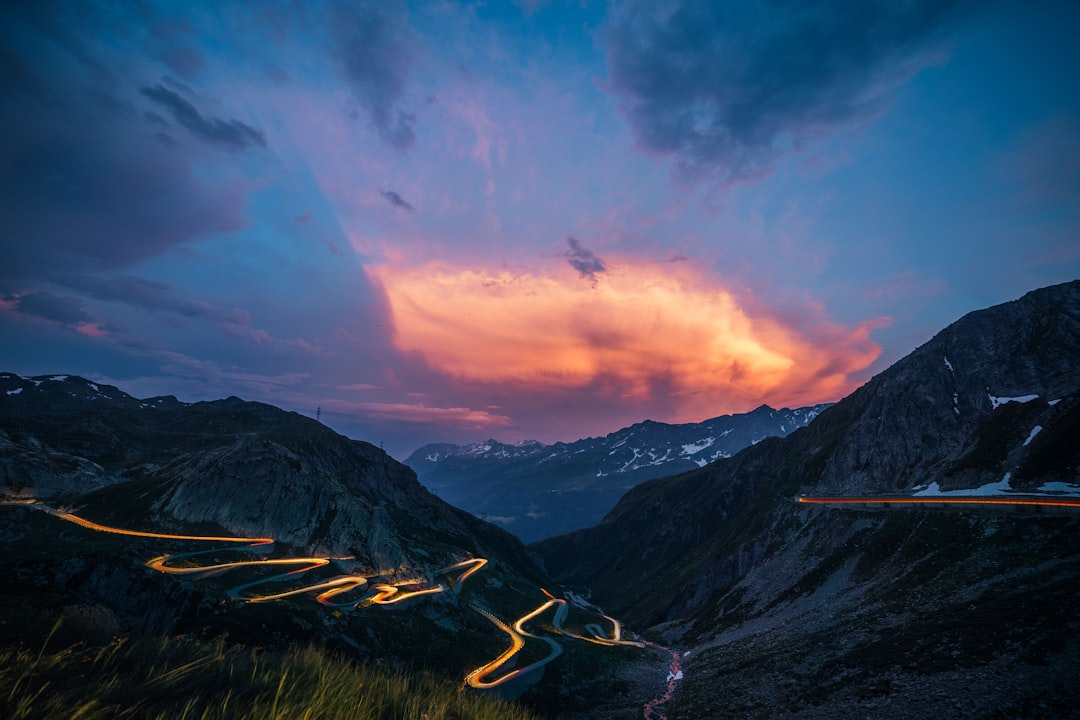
[374,262,883,418]
[2,0,1077,456]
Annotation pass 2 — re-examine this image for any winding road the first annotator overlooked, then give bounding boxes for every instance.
[5,501,647,697]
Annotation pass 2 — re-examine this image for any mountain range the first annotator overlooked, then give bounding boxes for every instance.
[2,279,1079,718]
[406,404,828,542]
[534,279,1080,717]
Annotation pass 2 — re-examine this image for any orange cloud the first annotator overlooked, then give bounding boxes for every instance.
[328,400,511,429]
[372,261,882,421]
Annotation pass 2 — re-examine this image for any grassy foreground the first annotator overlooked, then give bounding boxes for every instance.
[1,623,539,720]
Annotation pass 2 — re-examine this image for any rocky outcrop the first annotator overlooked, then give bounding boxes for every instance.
[806,280,1080,495]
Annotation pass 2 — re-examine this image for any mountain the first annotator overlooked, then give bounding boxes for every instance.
[405,404,829,542]
[0,372,683,717]
[534,280,1080,718]
[0,372,534,575]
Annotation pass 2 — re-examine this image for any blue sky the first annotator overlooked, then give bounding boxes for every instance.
[2,0,1077,458]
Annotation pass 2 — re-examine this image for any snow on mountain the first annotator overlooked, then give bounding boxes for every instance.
[405,403,831,542]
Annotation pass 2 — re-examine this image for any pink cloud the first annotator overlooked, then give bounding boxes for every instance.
[371,258,883,423]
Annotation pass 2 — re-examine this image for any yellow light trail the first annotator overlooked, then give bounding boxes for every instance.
[440,557,488,593]
[48,508,274,544]
[11,502,645,691]
[466,607,527,689]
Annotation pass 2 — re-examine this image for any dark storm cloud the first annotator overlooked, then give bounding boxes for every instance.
[60,275,251,327]
[0,118,245,276]
[331,2,416,151]
[0,13,248,282]
[565,237,606,282]
[5,291,94,326]
[140,82,266,151]
[606,0,977,184]
[380,189,415,212]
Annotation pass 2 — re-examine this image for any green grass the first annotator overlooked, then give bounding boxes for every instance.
[0,622,540,720]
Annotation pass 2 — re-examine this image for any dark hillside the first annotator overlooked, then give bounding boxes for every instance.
[533,280,1080,718]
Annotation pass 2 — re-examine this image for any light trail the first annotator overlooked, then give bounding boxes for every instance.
[46,506,274,544]
[24,503,455,606]
[440,557,488,593]
[797,495,1080,509]
[466,593,648,690]
[11,502,645,695]
[465,607,527,689]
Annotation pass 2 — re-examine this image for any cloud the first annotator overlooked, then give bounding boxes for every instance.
[58,274,252,328]
[140,82,266,151]
[331,2,416,151]
[605,0,976,184]
[338,401,512,429]
[0,29,247,280]
[380,189,415,212]
[372,261,882,420]
[2,290,94,326]
[565,237,606,283]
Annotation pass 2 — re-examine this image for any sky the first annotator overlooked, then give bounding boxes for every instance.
[2,0,1078,459]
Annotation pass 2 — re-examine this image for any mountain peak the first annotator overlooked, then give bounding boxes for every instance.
[406,403,830,542]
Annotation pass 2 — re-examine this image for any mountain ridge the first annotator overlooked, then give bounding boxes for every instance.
[531,279,1080,717]
[406,403,829,542]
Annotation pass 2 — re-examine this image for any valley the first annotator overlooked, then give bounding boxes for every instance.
[3,280,1080,719]
[3,501,645,681]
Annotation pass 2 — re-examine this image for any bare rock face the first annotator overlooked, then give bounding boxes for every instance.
[149,430,473,572]
[807,280,1080,495]
[0,428,113,497]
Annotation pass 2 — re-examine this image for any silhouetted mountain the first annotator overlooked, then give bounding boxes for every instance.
[534,280,1080,717]
[0,372,539,575]
[405,405,828,542]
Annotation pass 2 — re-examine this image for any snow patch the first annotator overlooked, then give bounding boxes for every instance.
[680,437,715,456]
[1038,482,1080,493]
[915,473,1014,497]
[988,393,1038,410]
[6,388,23,396]
[1049,399,1061,406]
[1023,425,1043,447]
[89,382,100,393]
[49,375,69,382]
[695,459,707,468]
[944,356,954,372]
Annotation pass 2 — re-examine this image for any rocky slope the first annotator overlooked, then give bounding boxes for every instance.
[0,376,665,713]
[0,373,539,578]
[534,280,1080,718]
[406,404,828,542]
